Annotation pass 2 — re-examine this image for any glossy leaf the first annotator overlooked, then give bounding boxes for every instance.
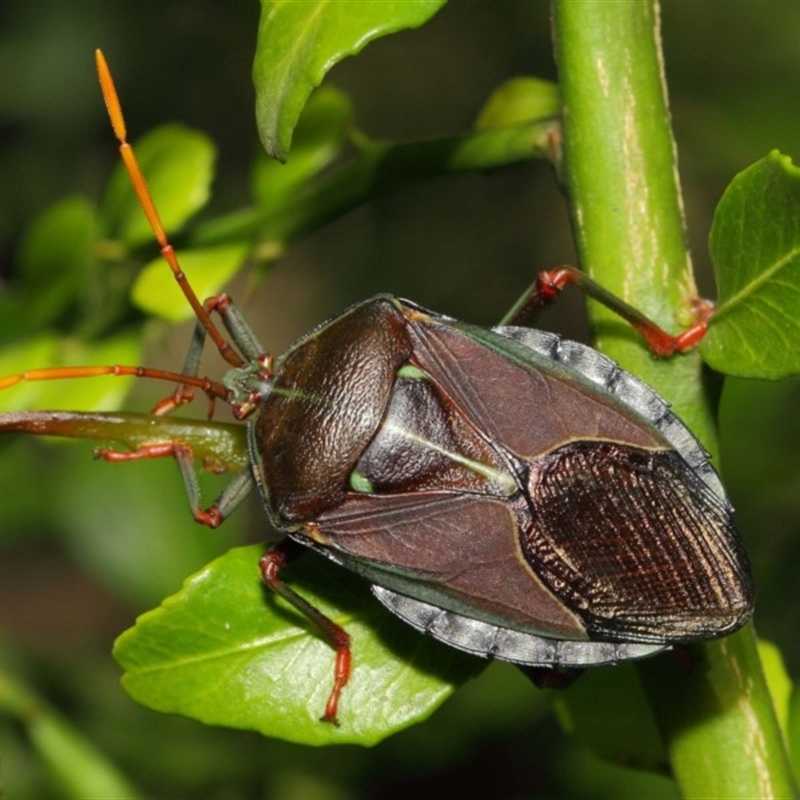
[251,84,353,204]
[101,124,215,247]
[115,544,483,746]
[131,243,248,321]
[254,0,447,160]
[475,77,560,131]
[704,151,800,378]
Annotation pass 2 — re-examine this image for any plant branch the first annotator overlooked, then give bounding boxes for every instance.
[191,117,559,253]
[552,1,796,797]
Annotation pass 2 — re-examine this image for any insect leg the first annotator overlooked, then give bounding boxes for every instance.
[205,294,265,363]
[259,540,352,725]
[153,293,268,416]
[502,264,713,356]
[97,441,254,528]
[151,322,217,416]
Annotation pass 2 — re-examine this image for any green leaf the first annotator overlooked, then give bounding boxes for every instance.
[789,681,800,776]
[27,711,143,800]
[101,124,216,248]
[17,196,96,329]
[475,77,560,131]
[254,0,447,161]
[115,544,482,745]
[758,639,793,741]
[704,150,800,378]
[131,243,248,321]
[0,664,142,800]
[251,84,353,204]
[0,331,142,413]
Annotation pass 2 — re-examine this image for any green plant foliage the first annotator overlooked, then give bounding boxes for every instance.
[704,151,800,378]
[0,662,143,800]
[758,639,793,740]
[101,124,215,247]
[26,709,143,800]
[115,545,482,746]
[0,331,142,413]
[251,84,354,204]
[132,243,249,321]
[17,196,96,330]
[475,77,560,131]
[253,0,447,160]
[2,1,800,796]
[790,682,800,777]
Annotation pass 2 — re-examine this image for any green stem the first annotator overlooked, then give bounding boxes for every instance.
[191,117,558,251]
[553,1,796,797]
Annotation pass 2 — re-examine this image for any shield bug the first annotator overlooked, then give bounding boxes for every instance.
[0,51,753,725]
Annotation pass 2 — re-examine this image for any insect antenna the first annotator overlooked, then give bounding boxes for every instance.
[95,48,246,370]
[0,364,231,407]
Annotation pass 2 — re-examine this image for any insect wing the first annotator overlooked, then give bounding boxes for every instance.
[302,301,753,659]
[309,491,588,641]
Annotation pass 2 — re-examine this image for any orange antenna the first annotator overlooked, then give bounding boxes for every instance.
[0,364,230,405]
[95,49,245,369]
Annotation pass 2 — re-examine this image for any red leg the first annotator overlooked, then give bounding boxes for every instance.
[95,441,239,528]
[260,542,352,725]
[503,265,715,357]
